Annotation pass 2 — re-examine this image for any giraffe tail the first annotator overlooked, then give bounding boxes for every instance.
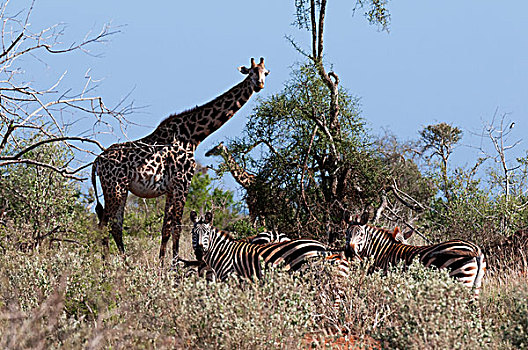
[91,160,104,223]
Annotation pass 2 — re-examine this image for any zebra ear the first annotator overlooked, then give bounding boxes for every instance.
[403,229,413,240]
[392,227,405,242]
[359,212,369,225]
[190,211,198,224]
[204,211,213,224]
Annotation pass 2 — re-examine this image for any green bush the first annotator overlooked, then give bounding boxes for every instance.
[0,139,90,250]
[338,261,494,349]
[482,276,528,349]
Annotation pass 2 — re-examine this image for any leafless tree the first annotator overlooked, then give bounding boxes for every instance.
[479,111,523,200]
[0,0,132,181]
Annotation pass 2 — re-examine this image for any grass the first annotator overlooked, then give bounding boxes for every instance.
[1,228,527,349]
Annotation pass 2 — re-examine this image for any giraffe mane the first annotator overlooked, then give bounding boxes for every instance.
[156,75,252,129]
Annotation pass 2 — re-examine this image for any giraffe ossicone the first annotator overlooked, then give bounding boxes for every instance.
[91,57,269,263]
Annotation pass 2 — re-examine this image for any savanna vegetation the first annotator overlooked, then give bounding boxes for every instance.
[1,1,527,349]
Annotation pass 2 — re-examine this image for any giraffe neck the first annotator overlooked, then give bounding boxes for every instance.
[142,77,255,145]
[219,147,255,189]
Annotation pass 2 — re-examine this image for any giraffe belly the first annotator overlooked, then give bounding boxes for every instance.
[129,175,167,198]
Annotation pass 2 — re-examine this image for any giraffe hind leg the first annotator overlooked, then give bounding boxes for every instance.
[100,185,128,255]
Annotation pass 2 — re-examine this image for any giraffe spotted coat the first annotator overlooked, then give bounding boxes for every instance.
[92,58,269,262]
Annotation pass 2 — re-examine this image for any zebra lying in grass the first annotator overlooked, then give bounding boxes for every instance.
[345,213,486,298]
[183,228,292,281]
[189,211,348,282]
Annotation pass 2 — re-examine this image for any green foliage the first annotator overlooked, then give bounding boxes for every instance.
[224,217,266,239]
[331,260,503,349]
[293,0,391,32]
[415,122,528,248]
[0,136,90,250]
[1,236,526,349]
[0,242,319,349]
[483,280,528,349]
[225,62,389,241]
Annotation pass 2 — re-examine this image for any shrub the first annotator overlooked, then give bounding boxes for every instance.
[338,261,493,349]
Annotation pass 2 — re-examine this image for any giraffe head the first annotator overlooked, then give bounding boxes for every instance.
[238,57,269,92]
[205,142,227,157]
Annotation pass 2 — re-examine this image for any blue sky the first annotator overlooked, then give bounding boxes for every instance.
[24,1,528,192]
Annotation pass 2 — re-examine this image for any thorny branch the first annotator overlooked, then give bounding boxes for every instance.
[0,1,133,180]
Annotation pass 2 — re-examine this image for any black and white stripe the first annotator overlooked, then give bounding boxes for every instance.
[191,211,341,282]
[186,229,291,281]
[345,218,486,297]
[244,231,291,245]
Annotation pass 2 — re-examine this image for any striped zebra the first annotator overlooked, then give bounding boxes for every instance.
[344,215,486,297]
[190,211,347,282]
[185,230,291,281]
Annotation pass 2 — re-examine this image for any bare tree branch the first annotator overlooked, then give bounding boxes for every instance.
[0,1,133,182]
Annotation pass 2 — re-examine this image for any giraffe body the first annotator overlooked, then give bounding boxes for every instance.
[92,58,269,262]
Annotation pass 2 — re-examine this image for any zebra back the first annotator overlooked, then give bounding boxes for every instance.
[345,223,486,297]
[244,231,291,245]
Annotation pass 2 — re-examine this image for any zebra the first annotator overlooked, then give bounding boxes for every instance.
[344,214,486,297]
[184,229,291,281]
[190,211,348,282]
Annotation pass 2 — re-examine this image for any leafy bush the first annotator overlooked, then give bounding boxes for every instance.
[0,240,321,349]
[0,139,89,250]
[482,274,528,349]
[3,235,526,349]
[329,260,494,349]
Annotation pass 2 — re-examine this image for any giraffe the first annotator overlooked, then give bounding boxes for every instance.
[205,142,255,188]
[91,57,269,263]
[205,142,264,226]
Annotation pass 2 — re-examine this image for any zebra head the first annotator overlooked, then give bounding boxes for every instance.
[344,212,370,259]
[190,211,214,260]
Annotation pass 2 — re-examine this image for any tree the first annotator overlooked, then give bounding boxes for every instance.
[0,1,132,250]
[221,62,384,243]
[0,137,89,250]
[206,1,400,244]
[419,122,462,203]
[0,1,131,180]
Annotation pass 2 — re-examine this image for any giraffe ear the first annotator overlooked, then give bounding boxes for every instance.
[204,211,213,224]
[190,211,198,224]
[238,66,250,75]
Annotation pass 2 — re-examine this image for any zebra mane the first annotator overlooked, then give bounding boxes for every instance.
[366,224,401,243]
[213,227,237,241]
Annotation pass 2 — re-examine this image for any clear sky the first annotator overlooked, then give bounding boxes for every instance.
[23,1,528,192]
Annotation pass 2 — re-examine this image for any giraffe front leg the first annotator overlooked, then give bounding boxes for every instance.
[160,190,187,265]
